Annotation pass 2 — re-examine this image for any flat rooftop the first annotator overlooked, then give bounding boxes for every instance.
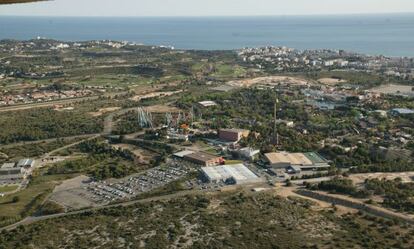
[304,152,328,164]
[265,152,313,166]
[17,159,34,167]
[220,128,249,133]
[201,164,259,184]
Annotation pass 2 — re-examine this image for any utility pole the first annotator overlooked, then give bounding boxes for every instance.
[272,97,279,146]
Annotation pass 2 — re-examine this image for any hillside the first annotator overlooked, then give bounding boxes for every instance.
[1,191,413,249]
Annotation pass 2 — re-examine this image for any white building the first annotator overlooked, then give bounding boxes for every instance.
[17,159,35,169]
[198,101,217,107]
[201,164,260,185]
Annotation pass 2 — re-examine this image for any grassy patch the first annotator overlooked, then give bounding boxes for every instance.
[0,173,78,227]
[0,185,18,193]
[225,160,244,165]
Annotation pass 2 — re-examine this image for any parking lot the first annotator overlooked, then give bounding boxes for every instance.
[86,164,189,204]
[51,159,192,209]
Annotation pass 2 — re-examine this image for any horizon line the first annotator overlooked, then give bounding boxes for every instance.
[1,11,414,18]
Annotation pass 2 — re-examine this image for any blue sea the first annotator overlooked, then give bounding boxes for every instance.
[1,14,414,57]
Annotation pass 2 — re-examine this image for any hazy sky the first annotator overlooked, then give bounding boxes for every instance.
[1,0,414,17]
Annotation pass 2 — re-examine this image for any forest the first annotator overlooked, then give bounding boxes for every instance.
[0,108,103,144]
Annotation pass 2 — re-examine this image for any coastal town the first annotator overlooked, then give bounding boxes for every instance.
[240,46,414,80]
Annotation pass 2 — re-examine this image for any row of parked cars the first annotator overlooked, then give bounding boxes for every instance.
[84,161,190,204]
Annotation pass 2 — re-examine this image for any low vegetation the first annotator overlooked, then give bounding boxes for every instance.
[365,178,414,213]
[307,177,370,198]
[47,140,139,180]
[1,192,413,248]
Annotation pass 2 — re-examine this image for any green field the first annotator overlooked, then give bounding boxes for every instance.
[0,185,18,193]
[0,172,77,227]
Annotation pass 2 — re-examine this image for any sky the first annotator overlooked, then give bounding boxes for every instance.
[1,0,414,17]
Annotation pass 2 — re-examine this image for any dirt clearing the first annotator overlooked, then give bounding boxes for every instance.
[227,76,309,88]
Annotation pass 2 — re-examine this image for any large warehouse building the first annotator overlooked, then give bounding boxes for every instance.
[201,164,260,185]
[0,160,32,184]
[0,163,23,175]
[264,152,329,170]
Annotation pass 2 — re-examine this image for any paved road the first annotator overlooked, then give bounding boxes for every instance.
[0,189,203,232]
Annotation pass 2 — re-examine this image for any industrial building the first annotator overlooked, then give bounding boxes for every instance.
[0,163,24,175]
[264,152,329,170]
[183,151,224,166]
[0,161,30,184]
[219,128,250,142]
[201,164,260,185]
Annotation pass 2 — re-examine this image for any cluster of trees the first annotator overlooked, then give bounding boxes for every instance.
[350,161,414,174]
[365,178,414,213]
[308,176,414,213]
[320,144,374,168]
[112,111,143,135]
[90,164,136,181]
[307,177,370,198]
[47,157,100,175]
[128,139,173,167]
[47,140,137,179]
[47,155,137,180]
[0,139,74,163]
[0,109,102,144]
[77,139,135,161]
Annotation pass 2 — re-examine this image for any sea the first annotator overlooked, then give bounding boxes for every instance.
[1,14,414,57]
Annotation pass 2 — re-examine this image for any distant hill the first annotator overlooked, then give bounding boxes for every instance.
[0,0,47,4]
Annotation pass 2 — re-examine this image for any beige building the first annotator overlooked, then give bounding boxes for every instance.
[264,152,313,169]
